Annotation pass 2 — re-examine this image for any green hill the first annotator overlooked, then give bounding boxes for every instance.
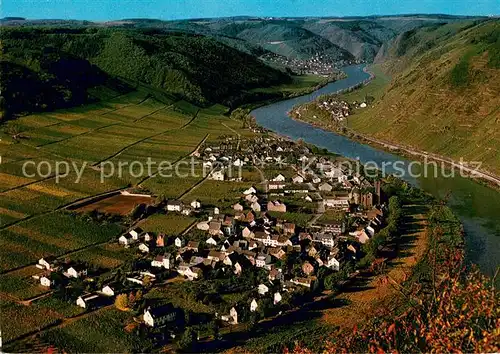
[0,27,290,119]
[348,19,500,175]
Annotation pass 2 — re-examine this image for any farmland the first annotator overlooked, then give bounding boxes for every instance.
[0,82,253,346]
[138,213,197,235]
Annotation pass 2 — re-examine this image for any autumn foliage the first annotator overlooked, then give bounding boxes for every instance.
[286,205,500,353]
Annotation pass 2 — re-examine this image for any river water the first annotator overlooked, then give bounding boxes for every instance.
[251,64,500,276]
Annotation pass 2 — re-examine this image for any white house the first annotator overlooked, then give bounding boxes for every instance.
[190,200,201,209]
[40,276,53,287]
[204,234,218,246]
[100,285,115,297]
[304,195,313,202]
[292,175,304,184]
[118,234,134,246]
[65,266,87,279]
[324,198,350,211]
[251,201,261,212]
[221,307,238,324]
[209,170,225,181]
[174,237,184,248]
[273,292,282,305]
[138,243,150,253]
[129,228,143,240]
[243,186,257,195]
[143,233,153,242]
[76,293,104,309]
[234,262,242,275]
[151,254,172,269]
[258,284,269,295]
[272,174,286,182]
[167,200,183,212]
[255,253,272,268]
[37,258,54,271]
[326,256,340,271]
[144,304,176,327]
[250,299,259,312]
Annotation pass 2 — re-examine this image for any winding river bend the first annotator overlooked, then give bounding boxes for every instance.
[251,64,500,276]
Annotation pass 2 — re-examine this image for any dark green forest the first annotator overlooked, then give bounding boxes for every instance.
[0,27,290,119]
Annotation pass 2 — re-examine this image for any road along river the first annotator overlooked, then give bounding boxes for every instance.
[251,64,500,277]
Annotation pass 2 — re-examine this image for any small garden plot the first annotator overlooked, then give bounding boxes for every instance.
[0,212,123,271]
[0,237,44,272]
[173,100,201,115]
[25,124,90,147]
[241,168,263,183]
[1,300,62,343]
[139,213,196,235]
[40,308,145,353]
[0,184,83,216]
[0,274,49,300]
[44,131,138,163]
[264,166,297,181]
[317,210,346,224]
[76,194,155,216]
[0,172,35,191]
[15,114,61,130]
[267,211,313,227]
[54,168,126,196]
[145,283,214,314]
[108,98,163,119]
[98,123,152,140]
[183,180,243,208]
[70,243,135,270]
[142,174,204,200]
[35,296,85,318]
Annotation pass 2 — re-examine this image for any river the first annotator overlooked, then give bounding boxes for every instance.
[251,64,500,277]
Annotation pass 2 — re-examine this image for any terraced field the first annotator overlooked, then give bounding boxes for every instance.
[0,87,251,277]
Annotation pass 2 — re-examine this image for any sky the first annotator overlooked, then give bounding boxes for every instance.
[2,0,499,21]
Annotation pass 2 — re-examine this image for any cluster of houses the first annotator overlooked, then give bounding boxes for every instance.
[33,256,180,328]
[292,97,351,122]
[260,52,352,76]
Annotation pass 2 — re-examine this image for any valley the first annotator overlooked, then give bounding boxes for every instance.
[0,11,498,354]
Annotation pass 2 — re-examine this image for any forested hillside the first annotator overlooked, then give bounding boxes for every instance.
[349,19,500,175]
[0,27,290,119]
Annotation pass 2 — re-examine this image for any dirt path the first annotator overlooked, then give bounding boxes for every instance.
[321,204,428,328]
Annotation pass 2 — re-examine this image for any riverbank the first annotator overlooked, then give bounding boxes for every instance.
[286,67,500,190]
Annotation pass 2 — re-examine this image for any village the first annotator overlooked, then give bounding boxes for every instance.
[260,52,353,76]
[26,133,393,345]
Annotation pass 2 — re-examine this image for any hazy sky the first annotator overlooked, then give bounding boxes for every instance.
[2,0,499,21]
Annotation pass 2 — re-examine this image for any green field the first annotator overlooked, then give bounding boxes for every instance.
[138,213,197,235]
[39,308,146,353]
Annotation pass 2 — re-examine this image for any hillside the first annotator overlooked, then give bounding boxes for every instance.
[347,20,500,175]
[0,27,290,119]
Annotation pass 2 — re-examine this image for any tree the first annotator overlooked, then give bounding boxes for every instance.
[142,275,152,288]
[178,327,197,352]
[115,293,129,310]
